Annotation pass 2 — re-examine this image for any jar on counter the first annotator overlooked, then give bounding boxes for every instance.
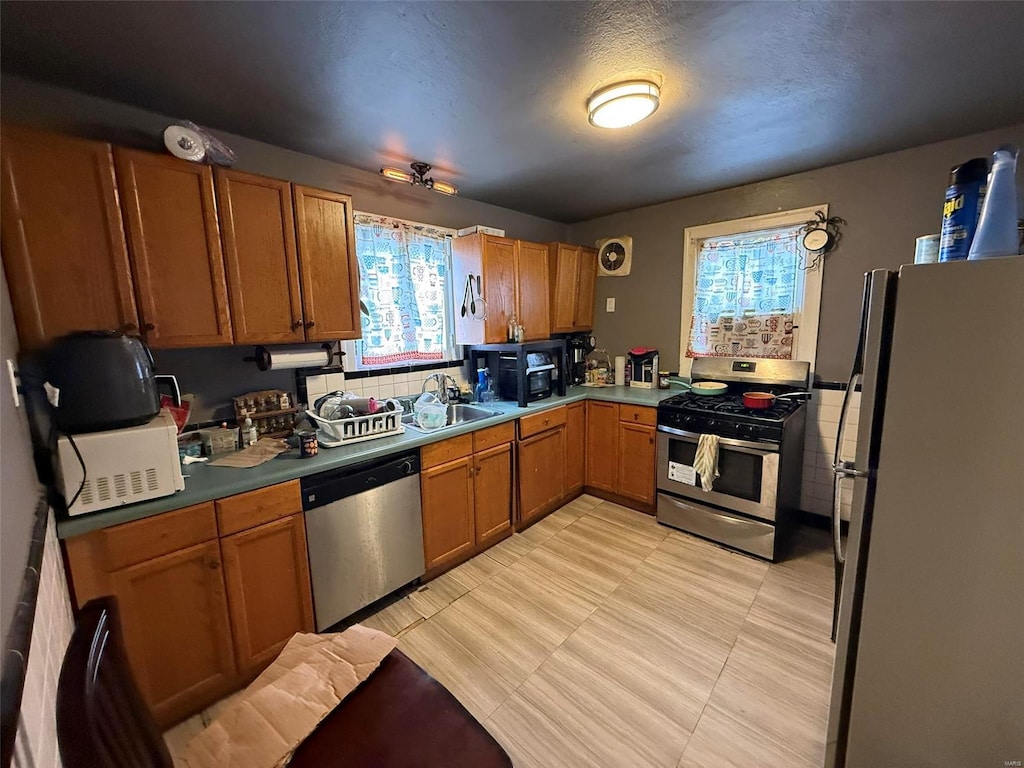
[658,371,670,389]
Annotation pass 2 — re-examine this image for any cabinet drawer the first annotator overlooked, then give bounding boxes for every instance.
[473,422,515,453]
[69,502,218,575]
[619,404,656,426]
[216,480,301,536]
[421,434,474,469]
[518,406,567,439]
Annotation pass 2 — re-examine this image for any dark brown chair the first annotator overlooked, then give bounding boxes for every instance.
[57,597,513,768]
[56,596,173,768]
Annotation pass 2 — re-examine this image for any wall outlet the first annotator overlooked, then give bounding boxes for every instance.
[606,297,616,312]
[6,359,20,408]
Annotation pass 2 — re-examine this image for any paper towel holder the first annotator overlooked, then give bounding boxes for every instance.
[244,342,345,372]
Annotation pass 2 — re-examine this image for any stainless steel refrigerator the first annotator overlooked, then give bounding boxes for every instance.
[825,256,1024,768]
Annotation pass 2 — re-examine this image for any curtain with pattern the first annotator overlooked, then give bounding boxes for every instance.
[353,213,452,367]
[686,226,808,360]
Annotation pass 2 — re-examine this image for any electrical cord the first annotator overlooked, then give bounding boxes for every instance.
[64,431,87,510]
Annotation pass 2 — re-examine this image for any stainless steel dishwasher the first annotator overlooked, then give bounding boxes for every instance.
[302,451,424,631]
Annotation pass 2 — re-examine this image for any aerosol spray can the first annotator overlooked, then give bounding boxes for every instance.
[938,157,988,261]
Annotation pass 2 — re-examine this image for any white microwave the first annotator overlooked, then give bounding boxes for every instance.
[58,409,185,516]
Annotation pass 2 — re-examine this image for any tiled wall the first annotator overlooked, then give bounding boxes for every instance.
[305,364,470,405]
[12,510,74,768]
[801,388,860,522]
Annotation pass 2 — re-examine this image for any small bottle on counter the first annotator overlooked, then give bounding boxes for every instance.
[658,371,671,389]
[245,415,258,446]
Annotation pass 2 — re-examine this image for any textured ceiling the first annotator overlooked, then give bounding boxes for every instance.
[2,1,1023,222]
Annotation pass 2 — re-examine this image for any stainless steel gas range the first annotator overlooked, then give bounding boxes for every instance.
[656,358,810,561]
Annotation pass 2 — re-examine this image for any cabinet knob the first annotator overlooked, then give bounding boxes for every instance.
[143,322,155,331]
[305,321,316,329]
[208,559,220,570]
[633,413,639,420]
[291,320,304,330]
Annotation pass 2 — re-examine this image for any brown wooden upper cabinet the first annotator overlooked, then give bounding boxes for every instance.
[215,169,305,344]
[293,185,361,341]
[452,233,550,344]
[548,243,598,333]
[0,125,139,349]
[115,148,233,348]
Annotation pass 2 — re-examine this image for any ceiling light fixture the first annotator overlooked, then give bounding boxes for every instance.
[587,80,661,129]
[379,161,458,195]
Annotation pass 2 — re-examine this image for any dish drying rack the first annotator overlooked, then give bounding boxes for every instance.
[305,406,405,446]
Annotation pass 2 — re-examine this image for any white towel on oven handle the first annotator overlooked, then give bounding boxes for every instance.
[694,434,720,492]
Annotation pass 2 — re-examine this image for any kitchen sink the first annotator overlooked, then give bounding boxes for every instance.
[402,404,502,433]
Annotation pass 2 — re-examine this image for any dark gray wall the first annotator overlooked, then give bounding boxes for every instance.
[1,271,43,641]
[568,124,1024,382]
[1,75,569,420]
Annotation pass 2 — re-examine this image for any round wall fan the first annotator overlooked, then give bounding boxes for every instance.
[596,236,633,277]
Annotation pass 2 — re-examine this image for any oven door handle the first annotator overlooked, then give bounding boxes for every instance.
[657,425,778,455]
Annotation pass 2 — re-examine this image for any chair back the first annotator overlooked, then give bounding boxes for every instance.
[56,596,173,768]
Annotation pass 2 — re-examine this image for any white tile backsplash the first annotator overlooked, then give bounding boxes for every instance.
[802,388,860,522]
[13,509,73,768]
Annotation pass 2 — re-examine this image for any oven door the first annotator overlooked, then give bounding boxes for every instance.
[525,365,554,399]
[656,426,780,521]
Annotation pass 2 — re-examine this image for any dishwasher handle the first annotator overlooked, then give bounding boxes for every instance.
[301,451,420,510]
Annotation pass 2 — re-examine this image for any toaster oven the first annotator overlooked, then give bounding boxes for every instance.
[58,409,185,516]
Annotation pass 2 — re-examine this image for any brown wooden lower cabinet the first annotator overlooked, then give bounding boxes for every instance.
[565,401,586,494]
[109,539,237,727]
[585,401,620,493]
[63,482,314,728]
[473,442,513,544]
[617,422,657,505]
[420,426,515,570]
[420,455,476,570]
[518,424,566,525]
[220,513,314,676]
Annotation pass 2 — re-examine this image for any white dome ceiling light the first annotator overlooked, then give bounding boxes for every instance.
[587,80,661,129]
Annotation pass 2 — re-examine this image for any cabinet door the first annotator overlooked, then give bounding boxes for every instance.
[115,149,233,347]
[586,401,619,493]
[474,442,513,545]
[221,514,314,676]
[515,240,551,341]
[618,422,657,505]
[215,169,304,344]
[482,235,517,343]
[574,247,598,330]
[548,243,579,334]
[293,185,361,341]
[1,126,137,349]
[518,426,565,524]
[421,456,476,570]
[110,540,236,728]
[565,401,586,495]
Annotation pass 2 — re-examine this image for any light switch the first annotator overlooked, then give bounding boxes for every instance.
[606,297,616,312]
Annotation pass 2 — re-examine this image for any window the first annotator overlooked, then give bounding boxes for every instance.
[678,205,826,377]
[344,213,459,370]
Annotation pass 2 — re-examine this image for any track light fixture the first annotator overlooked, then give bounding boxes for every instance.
[379,161,458,196]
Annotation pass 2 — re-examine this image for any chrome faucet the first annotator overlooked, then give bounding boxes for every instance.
[421,372,460,405]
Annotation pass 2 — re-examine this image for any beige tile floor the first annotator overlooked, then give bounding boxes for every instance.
[167,494,837,768]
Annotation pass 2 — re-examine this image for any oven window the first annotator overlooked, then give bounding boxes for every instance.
[667,440,763,503]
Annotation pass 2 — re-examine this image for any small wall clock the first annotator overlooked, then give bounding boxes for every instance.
[801,210,846,255]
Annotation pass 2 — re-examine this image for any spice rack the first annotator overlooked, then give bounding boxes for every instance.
[232,390,299,439]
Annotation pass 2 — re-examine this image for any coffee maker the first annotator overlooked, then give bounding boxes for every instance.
[565,333,596,385]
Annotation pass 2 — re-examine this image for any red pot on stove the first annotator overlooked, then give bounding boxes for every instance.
[743,390,812,409]
[743,391,777,410]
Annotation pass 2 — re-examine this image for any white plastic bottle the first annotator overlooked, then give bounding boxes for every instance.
[969,145,1020,260]
[244,415,257,447]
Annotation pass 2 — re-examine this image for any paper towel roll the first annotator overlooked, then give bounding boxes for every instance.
[614,356,626,386]
[163,124,207,163]
[253,345,331,371]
